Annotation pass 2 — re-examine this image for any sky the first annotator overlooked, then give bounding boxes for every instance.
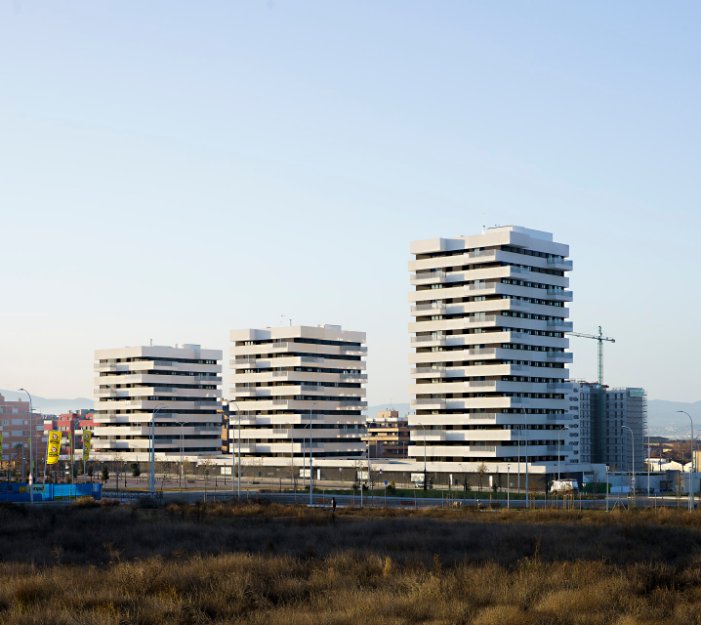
[1,1,700,405]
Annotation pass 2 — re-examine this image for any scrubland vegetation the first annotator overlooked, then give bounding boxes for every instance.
[2,502,701,624]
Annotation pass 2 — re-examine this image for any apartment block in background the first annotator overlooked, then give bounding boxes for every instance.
[229,324,367,459]
[409,225,574,476]
[364,410,410,459]
[92,344,222,461]
[0,392,44,472]
[575,382,647,472]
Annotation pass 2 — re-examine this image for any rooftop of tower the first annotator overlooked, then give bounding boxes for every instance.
[482,225,553,241]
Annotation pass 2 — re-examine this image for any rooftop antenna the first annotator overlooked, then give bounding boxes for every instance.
[280,314,292,327]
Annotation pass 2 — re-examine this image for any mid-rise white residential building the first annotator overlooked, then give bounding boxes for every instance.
[229,325,367,459]
[93,344,223,461]
[409,225,574,479]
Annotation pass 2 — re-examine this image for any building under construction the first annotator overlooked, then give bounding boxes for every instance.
[572,383,647,472]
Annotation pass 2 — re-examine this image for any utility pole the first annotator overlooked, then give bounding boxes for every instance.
[677,411,695,512]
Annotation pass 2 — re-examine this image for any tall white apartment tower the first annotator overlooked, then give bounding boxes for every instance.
[93,344,223,461]
[409,226,574,478]
[229,325,367,459]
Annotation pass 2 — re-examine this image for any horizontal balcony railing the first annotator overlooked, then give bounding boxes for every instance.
[546,319,574,330]
[546,288,573,300]
[412,270,446,284]
[411,334,445,345]
[413,398,446,408]
[411,302,446,314]
[547,257,573,270]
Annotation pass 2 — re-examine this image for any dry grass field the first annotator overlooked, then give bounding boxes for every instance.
[2,501,701,624]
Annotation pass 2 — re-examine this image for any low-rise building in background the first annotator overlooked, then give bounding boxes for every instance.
[0,392,45,474]
[364,410,410,458]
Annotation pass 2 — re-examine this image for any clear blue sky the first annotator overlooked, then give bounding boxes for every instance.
[1,1,699,404]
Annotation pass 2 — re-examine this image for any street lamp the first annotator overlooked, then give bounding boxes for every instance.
[149,404,166,497]
[521,408,530,508]
[18,388,34,504]
[175,421,186,489]
[229,400,241,500]
[622,425,635,500]
[507,463,511,510]
[605,465,609,512]
[308,405,315,506]
[418,423,428,491]
[677,410,695,512]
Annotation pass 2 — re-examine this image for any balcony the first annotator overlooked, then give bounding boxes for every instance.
[411,334,445,347]
[545,352,572,362]
[546,288,573,302]
[411,301,446,315]
[412,365,446,376]
[412,270,446,285]
[413,398,446,409]
[547,257,573,271]
[546,319,574,331]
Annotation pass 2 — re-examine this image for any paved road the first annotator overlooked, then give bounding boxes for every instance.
[101,488,696,511]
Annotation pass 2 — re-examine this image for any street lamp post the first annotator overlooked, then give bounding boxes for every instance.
[507,464,510,510]
[422,425,427,491]
[677,410,695,512]
[175,421,186,489]
[308,407,314,506]
[149,404,166,497]
[622,425,635,501]
[18,388,34,504]
[521,408,530,508]
[235,402,241,499]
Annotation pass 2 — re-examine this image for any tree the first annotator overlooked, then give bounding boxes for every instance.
[477,463,488,492]
[101,466,109,483]
[131,463,141,478]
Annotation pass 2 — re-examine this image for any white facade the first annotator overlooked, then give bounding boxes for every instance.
[409,225,574,475]
[93,344,223,461]
[229,324,367,459]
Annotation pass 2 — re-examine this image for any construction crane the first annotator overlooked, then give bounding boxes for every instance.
[567,325,615,385]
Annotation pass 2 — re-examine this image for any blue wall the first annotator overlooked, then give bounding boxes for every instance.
[0,482,102,502]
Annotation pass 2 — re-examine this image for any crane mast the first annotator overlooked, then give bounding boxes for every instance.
[567,325,615,385]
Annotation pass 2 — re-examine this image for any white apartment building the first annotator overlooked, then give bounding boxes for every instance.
[409,225,574,478]
[93,344,223,462]
[229,325,367,459]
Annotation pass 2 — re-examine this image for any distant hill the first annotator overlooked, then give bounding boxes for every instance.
[647,399,701,438]
[0,389,93,416]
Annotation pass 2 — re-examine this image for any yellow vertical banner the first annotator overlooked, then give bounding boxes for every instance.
[47,431,62,465]
[82,431,92,462]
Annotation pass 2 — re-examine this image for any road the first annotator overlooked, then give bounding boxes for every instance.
[101,488,697,511]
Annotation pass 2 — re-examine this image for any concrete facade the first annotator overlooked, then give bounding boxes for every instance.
[92,344,223,461]
[574,383,647,472]
[229,324,367,460]
[409,225,576,478]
